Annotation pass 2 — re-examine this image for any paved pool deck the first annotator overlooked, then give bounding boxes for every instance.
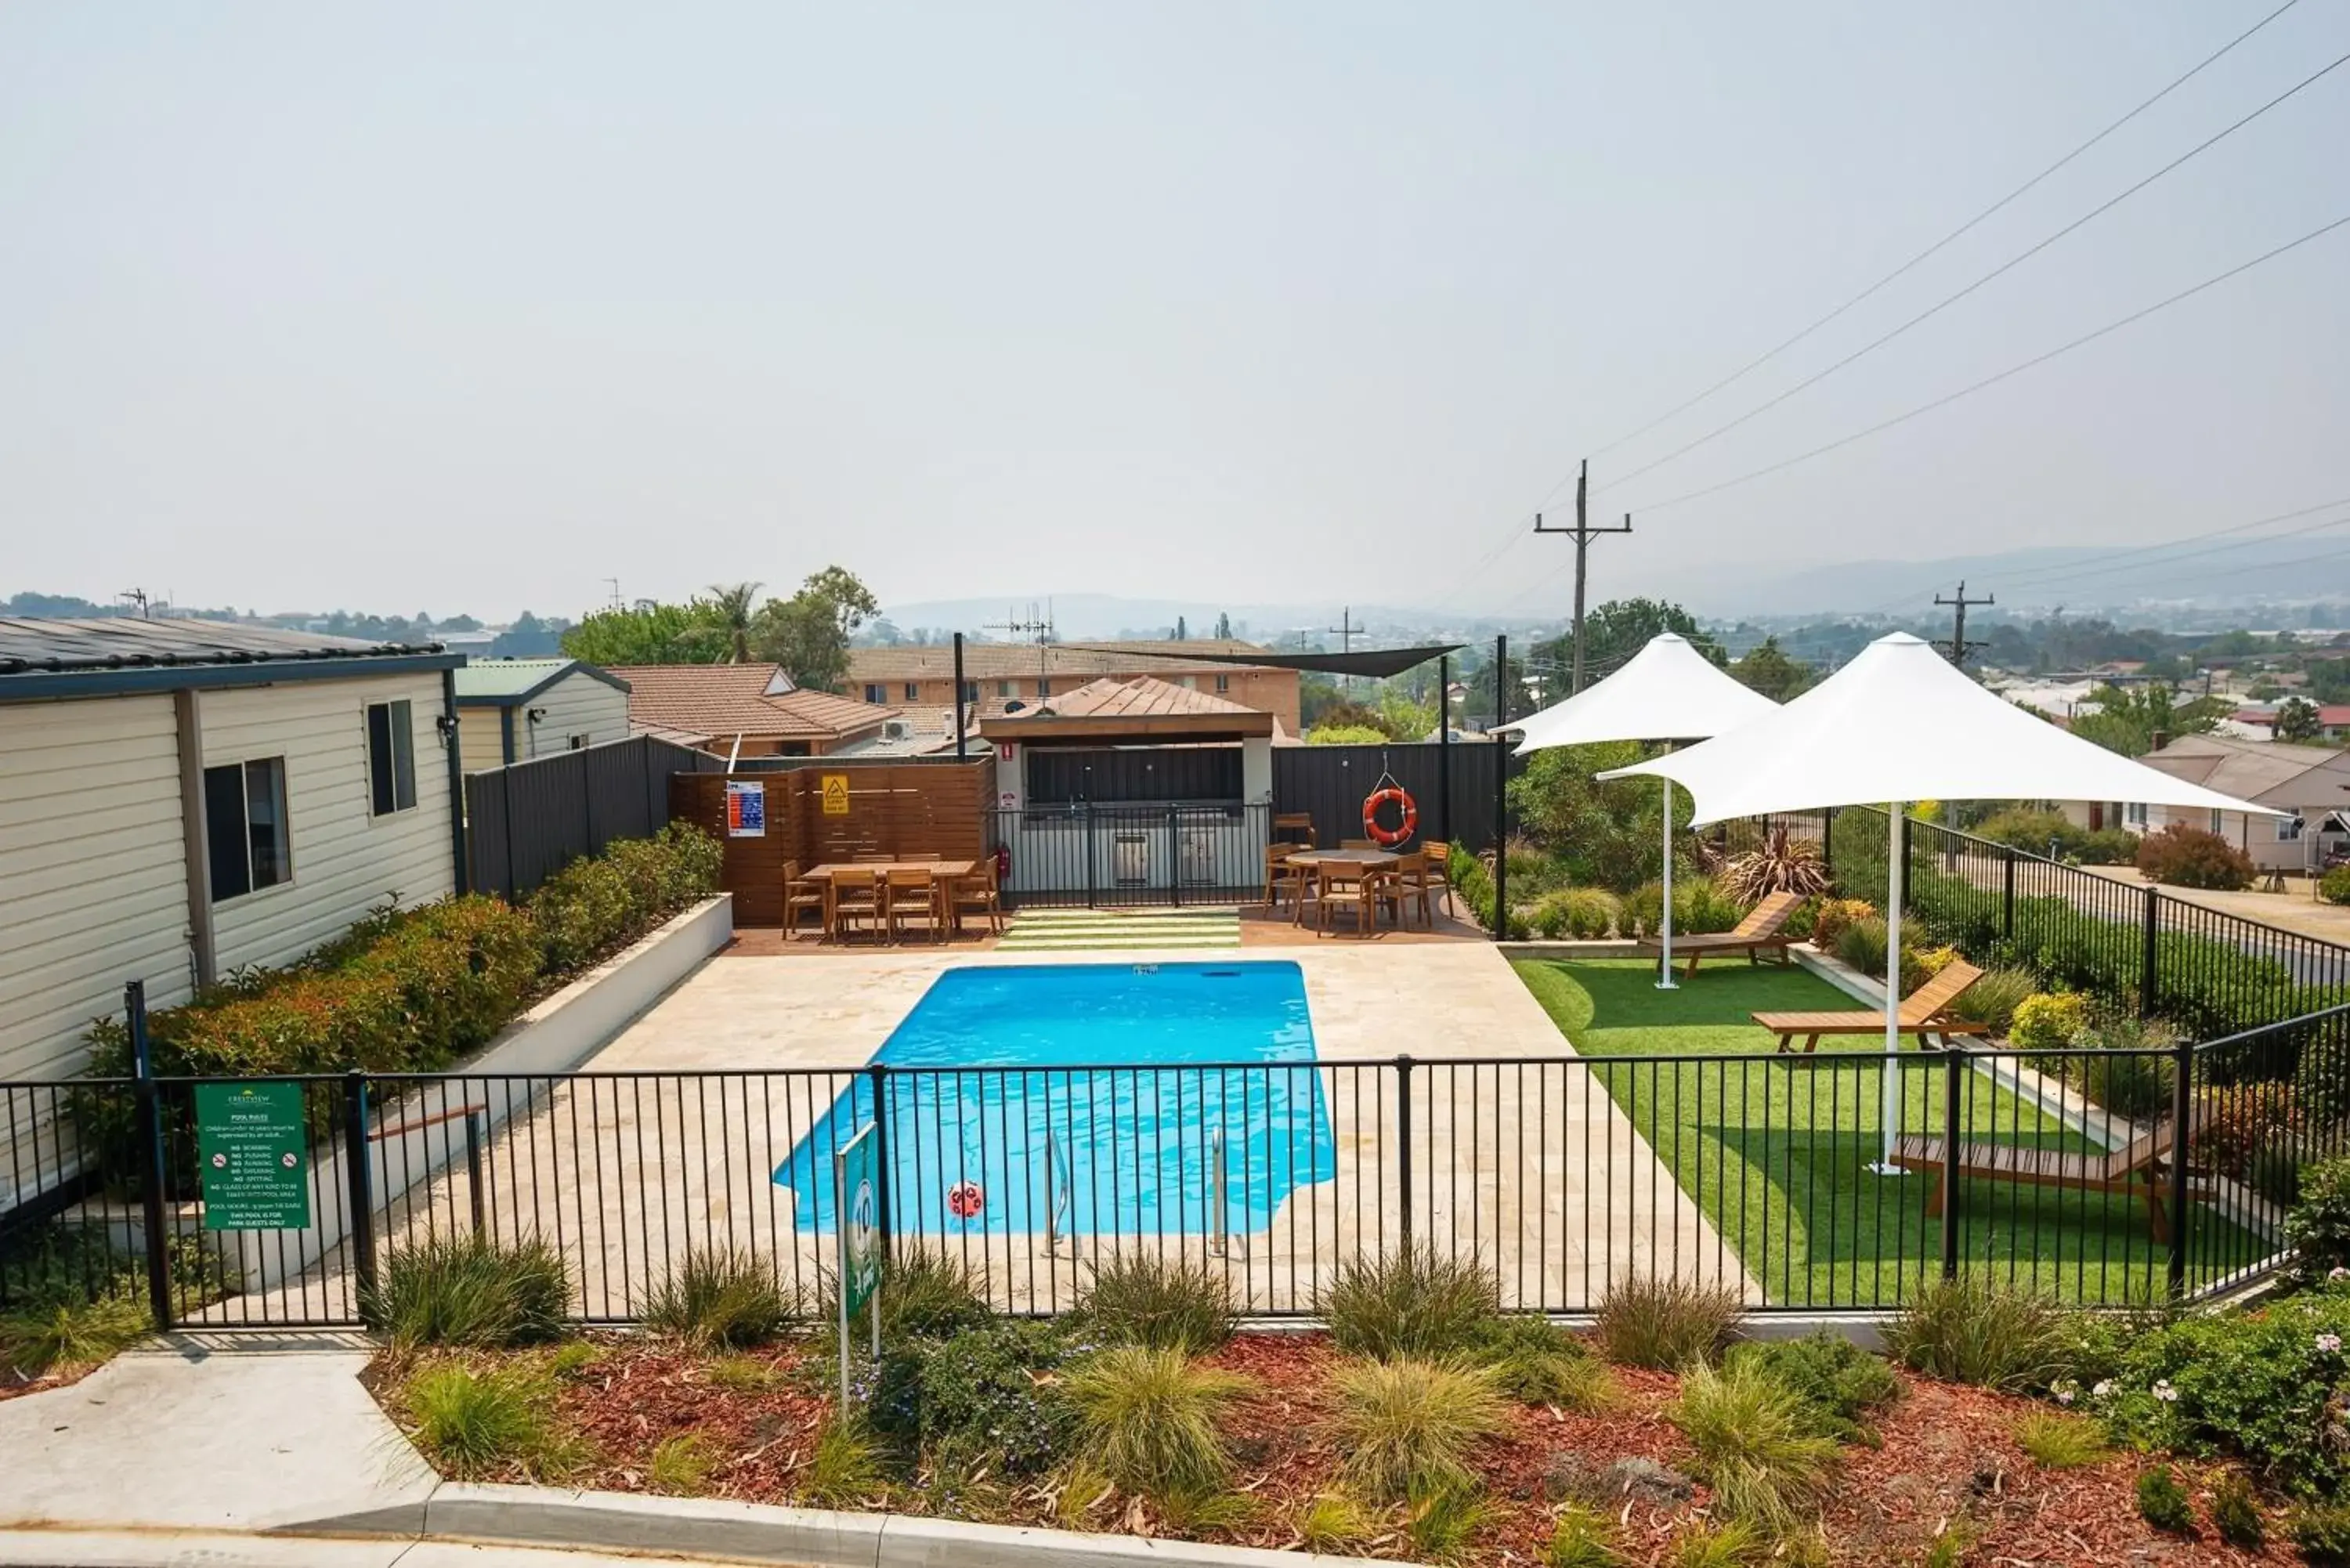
[344,939,1755,1317]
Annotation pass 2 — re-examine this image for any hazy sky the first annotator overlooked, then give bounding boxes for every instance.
[3,2,2346,622]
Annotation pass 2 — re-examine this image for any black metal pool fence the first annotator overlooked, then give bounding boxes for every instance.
[8,1003,2345,1328]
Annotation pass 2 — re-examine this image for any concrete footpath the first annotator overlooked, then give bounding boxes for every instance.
[0,1340,1405,1568]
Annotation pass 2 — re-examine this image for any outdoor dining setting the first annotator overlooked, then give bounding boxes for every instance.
[1263,839,1448,938]
[781,854,1003,944]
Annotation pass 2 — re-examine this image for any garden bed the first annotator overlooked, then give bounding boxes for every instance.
[363,1328,2272,1566]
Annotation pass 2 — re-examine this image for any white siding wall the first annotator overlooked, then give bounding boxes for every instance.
[519,674,630,758]
[204,672,457,974]
[456,705,512,775]
[0,696,191,1083]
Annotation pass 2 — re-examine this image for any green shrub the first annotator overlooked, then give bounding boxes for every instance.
[2210,1470,2265,1549]
[1545,1505,1623,1568]
[1075,1252,1234,1353]
[405,1362,577,1479]
[1622,881,1664,939]
[2287,1157,2350,1285]
[1593,1273,1741,1369]
[874,1318,1078,1476]
[0,1295,151,1380]
[877,1245,993,1339]
[2137,1465,2194,1533]
[1447,844,1524,939]
[2294,1502,2350,1562]
[1974,808,2088,858]
[800,1417,885,1507]
[1473,1315,1612,1408]
[1667,1521,1761,1568]
[360,1236,569,1347]
[1833,916,1890,979]
[1404,1484,1492,1562]
[643,1248,792,1349]
[2080,828,2142,865]
[1884,1276,2065,1392]
[1677,876,1744,936]
[1805,897,1875,951]
[649,1432,716,1495]
[1668,1359,1840,1533]
[1065,1344,1248,1501]
[2092,1279,2350,1498]
[2008,992,2089,1057]
[1296,1492,1378,1553]
[2068,1015,2178,1120]
[1530,892,1574,941]
[2247,1143,2305,1209]
[2323,866,2350,906]
[533,822,722,974]
[1322,1246,1500,1360]
[1531,888,1618,941]
[1329,1355,1509,1504]
[2135,823,2254,891]
[2012,1410,2108,1469]
[1947,966,2037,1035]
[1726,1330,1900,1440]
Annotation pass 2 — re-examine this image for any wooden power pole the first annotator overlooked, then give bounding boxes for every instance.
[1535,460,1632,692]
[1935,581,1995,669]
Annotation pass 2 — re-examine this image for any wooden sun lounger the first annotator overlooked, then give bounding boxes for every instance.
[1752,959,1990,1054]
[1645,890,1803,977]
[1888,1110,2213,1242]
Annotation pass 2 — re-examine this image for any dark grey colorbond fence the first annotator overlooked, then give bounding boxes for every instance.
[465,735,723,901]
[1274,742,1513,854]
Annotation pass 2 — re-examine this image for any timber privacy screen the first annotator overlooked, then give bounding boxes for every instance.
[6,1015,2337,1328]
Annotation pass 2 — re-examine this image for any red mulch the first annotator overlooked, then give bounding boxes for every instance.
[372,1332,2283,1566]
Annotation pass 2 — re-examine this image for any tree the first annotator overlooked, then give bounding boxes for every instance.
[1214,612,1232,640]
[696,581,762,663]
[749,565,880,692]
[1509,740,1682,891]
[2070,681,2226,757]
[1534,598,1721,687]
[1731,637,1813,702]
[490,611,566,658]
[1173,615,1188,641]
[562,600,728,664]
[2276,695,2323,743]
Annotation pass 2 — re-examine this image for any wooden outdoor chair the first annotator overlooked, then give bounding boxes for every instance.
[1311,863,1377,938]
[781,860,825,942]
[1648,890,1803,977]
[1889,1107,2214,1242]
[884,865,943,944]
[1752,960,1992,1054]
[825,866,884,943]
[1262,844,1310,915]
[1386,851,1437,930]
[952,856,1005,936]
[1273,811,1318,848]
[1421,840,1455,917]
[852,852,894,865]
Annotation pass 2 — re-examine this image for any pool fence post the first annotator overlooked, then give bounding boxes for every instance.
[1939,1042,1961,1280]
[127,981,174,1334]
[867,1064,893,1258]
[1394,1054,1415,1252]
[2167,1031,2194,1298]
[1210,1129,1227,1258]
[1491,634,1507,941]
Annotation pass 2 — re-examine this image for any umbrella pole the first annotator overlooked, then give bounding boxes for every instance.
[1656,778,1677,989]
[1870,800,1909,1176]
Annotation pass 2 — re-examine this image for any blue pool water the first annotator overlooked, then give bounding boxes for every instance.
[774,961,1334,1237]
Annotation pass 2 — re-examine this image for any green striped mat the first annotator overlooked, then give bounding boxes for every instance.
[996,907,1242,951]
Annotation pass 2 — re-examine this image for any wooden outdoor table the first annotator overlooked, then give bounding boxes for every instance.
[801,861,978,941]
[1285,847,1401,935]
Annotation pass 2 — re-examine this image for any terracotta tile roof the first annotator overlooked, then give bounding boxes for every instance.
[608,663,895,741]
[848,638,1278,681]
[1032,676,1257,719]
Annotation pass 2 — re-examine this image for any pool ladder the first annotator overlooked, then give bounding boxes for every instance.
[1043,1129,1076,1255]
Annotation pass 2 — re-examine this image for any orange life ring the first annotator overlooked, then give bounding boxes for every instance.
[1362,786,1418,848]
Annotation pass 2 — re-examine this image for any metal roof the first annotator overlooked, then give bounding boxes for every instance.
[1058,641,1465,679]
[452,657,630,704]
[0,616,463,699]
[848,638,1282,681]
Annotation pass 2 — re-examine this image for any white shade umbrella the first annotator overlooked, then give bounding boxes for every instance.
[1506,633,1779,988]
[1600,631,2282,1169]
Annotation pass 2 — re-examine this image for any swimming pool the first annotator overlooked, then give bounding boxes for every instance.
[774,961,1334,1237]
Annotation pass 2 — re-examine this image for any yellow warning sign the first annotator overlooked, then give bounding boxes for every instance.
[820,774,851,815]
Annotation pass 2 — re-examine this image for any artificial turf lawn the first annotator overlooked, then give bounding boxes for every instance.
[1512,957,2263,1306]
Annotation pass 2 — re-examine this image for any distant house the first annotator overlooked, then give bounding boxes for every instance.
[0,619,466,1087]
[2062,732,2350,872]
[452,658,632,772]
[848,639,1303,735]
[610,664,896,758]
[2229,704,2350,742]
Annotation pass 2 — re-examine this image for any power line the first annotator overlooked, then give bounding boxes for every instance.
[1596,43,2350,497]
[1582,0,2305,464]
[1621,210,2350,516]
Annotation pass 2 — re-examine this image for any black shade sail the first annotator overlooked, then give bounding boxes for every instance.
[1059,643,1466,680]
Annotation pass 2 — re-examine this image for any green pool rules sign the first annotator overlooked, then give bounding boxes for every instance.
[195,1081,311,1230]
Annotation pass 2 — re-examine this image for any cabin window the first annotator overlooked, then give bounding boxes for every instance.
[205,758,290,901]
[569,734,590,750]
[904,682,920,702]
[366,700,417,816]
[1036,679,1050,699]
[996,681,1014,698]
[2280,815,2305,842]
[1215,674,1231,693]
[862,684,887,705]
